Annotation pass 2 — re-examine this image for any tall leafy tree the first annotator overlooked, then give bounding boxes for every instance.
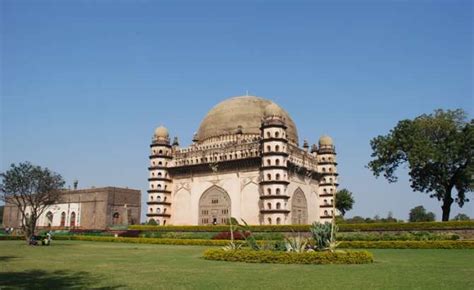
[452,213,470,221]
[335,188,355,216]
[368,109,473,221]
[0,162,65,242]
[409,206,436,222]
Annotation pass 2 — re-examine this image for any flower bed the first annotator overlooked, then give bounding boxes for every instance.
[203,248,374,264]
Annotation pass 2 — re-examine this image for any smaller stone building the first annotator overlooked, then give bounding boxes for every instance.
[2,187,141,230]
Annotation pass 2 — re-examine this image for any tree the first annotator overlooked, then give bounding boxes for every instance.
[452,213,470,221]
[409,206,436,222]
[335,188,355,216]
[367,109,473,221]
[147,219,157,225]
[0,162,65,242]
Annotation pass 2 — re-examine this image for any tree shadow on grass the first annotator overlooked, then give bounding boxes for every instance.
[0,256,17,262]
[0,270,123,289]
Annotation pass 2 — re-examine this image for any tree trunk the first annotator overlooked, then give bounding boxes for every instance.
[441,191,453,222]
[24,216,37,244]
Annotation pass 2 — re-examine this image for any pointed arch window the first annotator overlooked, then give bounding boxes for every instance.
[70,212,76,227]
[60,212,66,227]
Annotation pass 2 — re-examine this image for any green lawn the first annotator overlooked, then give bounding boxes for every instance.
[1,241,473,289]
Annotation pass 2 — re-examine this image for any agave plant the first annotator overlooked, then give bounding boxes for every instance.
[222,241,242,251]
[284,233,308,253]
[310,222,339,252]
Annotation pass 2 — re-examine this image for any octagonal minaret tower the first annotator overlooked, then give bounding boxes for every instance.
[147,126,173,225]
[316,135,338,222]
[259,104,290,225]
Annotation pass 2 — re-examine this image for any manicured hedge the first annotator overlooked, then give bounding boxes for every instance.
[2,235,473,249]
[129,221,474,232]
[53,235,244,246]
[337,232,460,241]
[339,221,474,232]
[203,249,374,264]
[339,240,474,249]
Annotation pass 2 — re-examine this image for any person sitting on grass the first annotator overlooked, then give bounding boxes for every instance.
[29,235,38,246]
[44,231,52,246]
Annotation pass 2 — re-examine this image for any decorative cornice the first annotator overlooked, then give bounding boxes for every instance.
[168,157,260,176]
[318,149,337,155]
[259,195,290,200]
[260,165,288,170]
[146,213,171,217]
[262,152,289,157]
[148,166,168,170]
[147,190,172,194]
[150,143,172,148]
[148,177,172,182]
[149,154,173,159]
[260,209,290,214]
[260,122,287,130]
[147,201,171,205]
[318,161,338,166]
[261,138,288,143]
[320,204,334,208]
[319,182,339,186]
[259,180,290,185]
[320,172,339,176]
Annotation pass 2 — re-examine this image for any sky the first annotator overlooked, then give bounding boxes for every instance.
[1,0,473,222]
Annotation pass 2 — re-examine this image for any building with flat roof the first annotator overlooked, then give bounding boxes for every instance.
[2,187,141,230]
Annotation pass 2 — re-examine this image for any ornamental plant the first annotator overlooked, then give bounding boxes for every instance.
[284,233,308,253]
[310,222,340,252]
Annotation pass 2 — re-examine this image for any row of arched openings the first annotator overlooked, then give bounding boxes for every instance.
[44,211,76,227]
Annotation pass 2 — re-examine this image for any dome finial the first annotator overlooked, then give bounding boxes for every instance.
[319,135,333,146]
[154,125,169,139]
[264,103,282,117]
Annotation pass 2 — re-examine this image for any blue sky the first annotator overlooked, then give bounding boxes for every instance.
[1,0,472,221]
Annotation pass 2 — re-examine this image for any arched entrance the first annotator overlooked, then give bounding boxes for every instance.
[60,212,66,227]
[199,186,231,225]
[70,212,76,227]
[291,188,308,224]
[45,211,53,227]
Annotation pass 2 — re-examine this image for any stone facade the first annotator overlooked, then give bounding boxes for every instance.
[147,96,338,226]
[2,187,141,230]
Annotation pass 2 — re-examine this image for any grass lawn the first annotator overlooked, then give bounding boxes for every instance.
[1,240,473,289]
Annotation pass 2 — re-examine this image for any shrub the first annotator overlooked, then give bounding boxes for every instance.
[336,231,460,241]
[212,231,250,240]
[141,231,215,240]
[53,235,242,246]
[129,221,474,232]
[203,249,374,264]
[117,230,141,238]
[338,240,474,249]
[69,229,106,235]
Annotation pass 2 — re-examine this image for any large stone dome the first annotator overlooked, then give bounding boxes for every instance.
[196,96,299,144]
